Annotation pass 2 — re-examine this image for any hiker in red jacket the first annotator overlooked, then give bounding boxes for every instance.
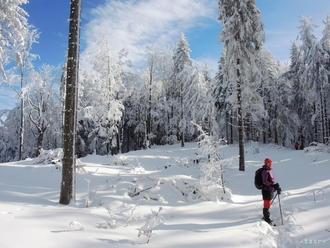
[261,158,281,224]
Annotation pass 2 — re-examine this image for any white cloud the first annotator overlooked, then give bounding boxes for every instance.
[82,0,217,68]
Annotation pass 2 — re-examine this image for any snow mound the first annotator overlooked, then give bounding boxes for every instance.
[69,220,84,231]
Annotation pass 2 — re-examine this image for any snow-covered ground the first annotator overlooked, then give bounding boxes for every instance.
[0,142,329,248]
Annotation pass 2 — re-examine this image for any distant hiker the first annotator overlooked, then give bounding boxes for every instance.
[261,158,281,225]
[295,142,299,150]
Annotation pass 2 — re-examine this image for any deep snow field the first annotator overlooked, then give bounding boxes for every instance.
[0,142,329,248]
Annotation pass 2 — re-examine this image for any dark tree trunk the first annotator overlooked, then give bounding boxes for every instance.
[320,90,326,143]
[225,111,229,143]
[313,103,318,141]
[274,106,278,144]
[262,118,266,144]
[324,97,329,141]
[180,80,184,147]
[147,63,153,145]
[60,0,81,205]
[230,110,233,144]
[236,58,245,171]
[246,115,251,141]
[36,128,45,157]
[19,70,24,160]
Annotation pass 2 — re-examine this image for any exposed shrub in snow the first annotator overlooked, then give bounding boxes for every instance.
[32,148,63,165]
[138,207,164,244]
[195,123,232,201]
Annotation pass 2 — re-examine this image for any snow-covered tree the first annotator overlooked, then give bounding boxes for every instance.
[0,107,19,162]
[183,63,211,140]
[320,15,330,142]
[172,33,193,147]
[297,16,319,146]
[121,46,174,151]
[218,0,265,171]
[145,45,158,147]
[157,47,174,145]
[0,0,29,79]
[0,0,39,160]
[214,53,235,144]
[198,63,216,134]
[16,27,39,160]
[78,41,125,156]
[26,65,61,156]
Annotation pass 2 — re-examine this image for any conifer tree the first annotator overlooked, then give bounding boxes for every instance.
[172,33,193,147]
[320,15,330,142]
[218,0,265,171]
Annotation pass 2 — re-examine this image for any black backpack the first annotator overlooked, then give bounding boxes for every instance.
[254,167,264,190]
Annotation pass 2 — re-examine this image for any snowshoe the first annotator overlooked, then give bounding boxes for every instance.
[262,217,276,226]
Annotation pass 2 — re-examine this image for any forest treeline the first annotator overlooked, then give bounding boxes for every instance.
[0,1,329,162]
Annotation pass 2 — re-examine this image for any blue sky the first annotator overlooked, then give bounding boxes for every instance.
[1,0,329,110]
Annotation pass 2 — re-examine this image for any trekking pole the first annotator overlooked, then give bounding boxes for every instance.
[270,193,278,207]
[278,194,284,225]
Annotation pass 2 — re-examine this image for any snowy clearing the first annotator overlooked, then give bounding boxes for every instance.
[0,142,330,248]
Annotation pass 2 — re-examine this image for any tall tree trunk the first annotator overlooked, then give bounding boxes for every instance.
[262,118,266,144]
[180,79,184,147]
[36,129,44,157]
[246,115,251,141]
[166,104,170,144]
[225,111,229,143]
[324,96,329,141]
[147,63,153,145]
[274,106,278,144]
[268,118,272,141]
[236,58,245,171]
[230,110,233,144]
[119,122,123,153]
[313,103,318,142]
[60,0,81,205]
[320,89,326,143]
[127,125,130,152]
[60,64,67,148]
[19,70,24,160]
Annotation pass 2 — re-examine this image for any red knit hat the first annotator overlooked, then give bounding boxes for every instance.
[264,158,272,164]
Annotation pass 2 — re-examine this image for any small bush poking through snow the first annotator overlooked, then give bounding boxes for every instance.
[138,207,164,244]
[194,123,231,201]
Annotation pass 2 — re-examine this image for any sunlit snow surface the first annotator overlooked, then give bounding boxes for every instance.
[0,142,329,248]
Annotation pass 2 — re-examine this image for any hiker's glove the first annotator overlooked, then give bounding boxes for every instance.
[277,187,282,195]
[273,183,281,194]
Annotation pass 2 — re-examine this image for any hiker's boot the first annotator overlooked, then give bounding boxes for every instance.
[263,208,272,224]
